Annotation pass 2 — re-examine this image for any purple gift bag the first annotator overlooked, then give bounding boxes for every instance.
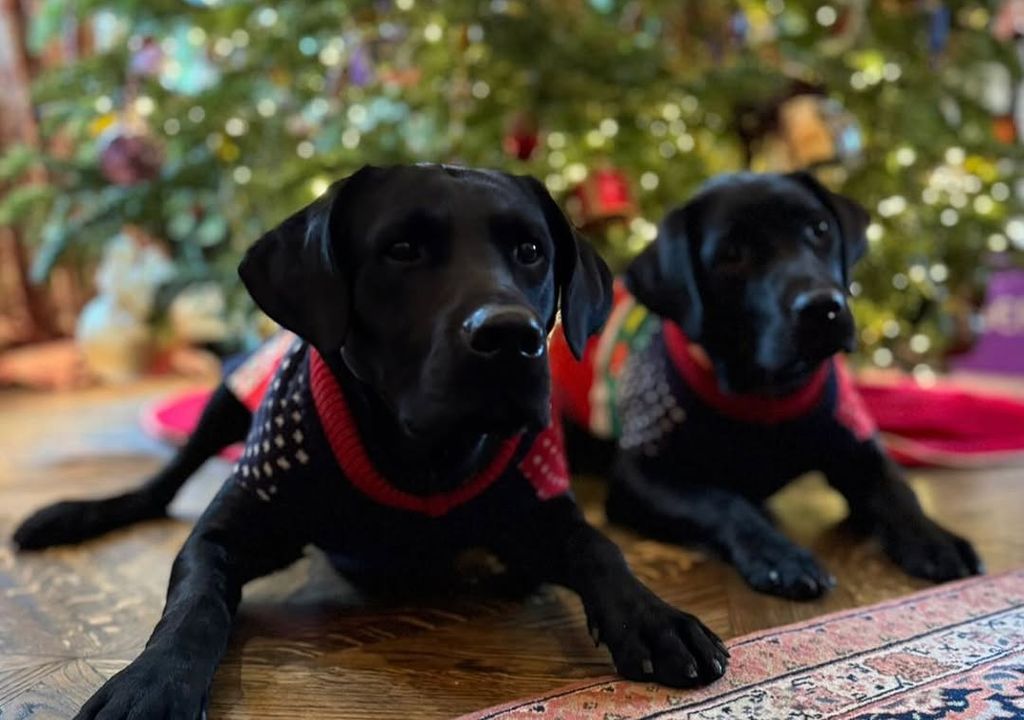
[954,268,1024,376]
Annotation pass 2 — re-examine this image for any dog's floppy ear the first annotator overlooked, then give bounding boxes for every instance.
[625,205,703,338]
[518,176,613,359]
[239,168,371,355]
[787,171,869,285]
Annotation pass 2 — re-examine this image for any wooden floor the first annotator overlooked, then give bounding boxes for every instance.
[1,378,1022,719]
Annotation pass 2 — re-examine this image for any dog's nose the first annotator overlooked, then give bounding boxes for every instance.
[462,305,545,359]
[792,289,846,329]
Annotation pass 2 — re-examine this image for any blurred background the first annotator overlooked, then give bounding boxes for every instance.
[1,0,1023,388]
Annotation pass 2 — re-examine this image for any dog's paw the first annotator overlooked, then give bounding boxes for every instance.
[75,651,206,720]
[13,495,160,550]
[13,500,109,550]
[882,519,983,582]
[591,589,728,688]
[733,542,835,600]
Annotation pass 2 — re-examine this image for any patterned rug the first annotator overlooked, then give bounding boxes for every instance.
[461,570,1024,719]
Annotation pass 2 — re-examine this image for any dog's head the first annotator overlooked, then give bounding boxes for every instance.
[626,172,868,395]
[239,164,612,439]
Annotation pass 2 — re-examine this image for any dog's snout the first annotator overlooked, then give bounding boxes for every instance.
[462,305,545,359]
[792,289,846,328]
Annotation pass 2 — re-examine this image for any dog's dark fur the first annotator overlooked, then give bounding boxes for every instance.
[603,171,982,599]
[15,165,728,719]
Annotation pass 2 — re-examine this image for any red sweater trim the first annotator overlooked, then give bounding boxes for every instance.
[309,350,523,517]
[662,322,829,424]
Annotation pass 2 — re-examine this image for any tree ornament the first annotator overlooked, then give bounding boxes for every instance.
[993,0,1024,42]
[129,36,164,78]
[502,110,540,161]
[740,82,862,172]
[348,41,375,86]
[565,167,635,228]
[98,121,163,186]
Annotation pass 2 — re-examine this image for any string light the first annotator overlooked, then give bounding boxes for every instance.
[214,37,234,57]
[1006,218,1024,247]
[866,223,884,242]
[988,234,1009,252]
[992,182,1010,201]
[974,195,995,214]
[945,146,965,165]
[547,151,566,168]
[873,348,893,367]
[342,128,361,149]
[545,174,566,192]
[546,132,566,149]
[94,96,112,113]
[424,23,443,43]
[471,81,490,99]
[675,133,695,152]
[894,146,916,166]
[257,99,277,117]
[256,7,278,27]
[910,334,931,354]
[233,166,252,184]
[164,118,181,135]
[913,364,938,387]
[188,106,206,123]
[816,6,837,27]
[296,141,315,158]
[640,172,659,191]
[940,208,959,227]
[599,118,619,137]
[309,177,330,197]
[564,163,587,183]
[225,117,246,136]
[134,96,156,116]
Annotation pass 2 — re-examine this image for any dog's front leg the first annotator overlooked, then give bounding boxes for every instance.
[824,439,982,582]
[608,453,835,599]
[493,496,728,688]
[75,485,306,720]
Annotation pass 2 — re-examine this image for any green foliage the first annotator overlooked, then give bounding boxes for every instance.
[16,0,1024,365]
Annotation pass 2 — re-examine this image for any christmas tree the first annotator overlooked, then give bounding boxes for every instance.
[2,0,1022,371]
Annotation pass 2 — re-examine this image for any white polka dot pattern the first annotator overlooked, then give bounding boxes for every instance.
[232,341,310,502]
[617,333,686,455]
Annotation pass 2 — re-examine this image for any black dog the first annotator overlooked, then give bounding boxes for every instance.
[558,172,982,600]
[15,165,728,719]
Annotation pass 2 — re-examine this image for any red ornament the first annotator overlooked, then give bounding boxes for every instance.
[566,167,635,227]
[99,130,163,186]
[994,115,1018,144]
[503,111,540,161]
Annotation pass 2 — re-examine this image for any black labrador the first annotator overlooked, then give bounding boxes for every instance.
[14,164,728,719]
[590,171,982,600]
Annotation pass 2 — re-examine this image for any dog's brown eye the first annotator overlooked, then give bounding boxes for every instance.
[514,242,543,266]
[385,241,422,263]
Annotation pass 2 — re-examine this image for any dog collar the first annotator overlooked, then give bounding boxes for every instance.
[309,349,528,517]
[662,322,830,424]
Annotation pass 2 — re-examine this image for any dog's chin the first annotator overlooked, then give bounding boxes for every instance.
[399,400,549,443]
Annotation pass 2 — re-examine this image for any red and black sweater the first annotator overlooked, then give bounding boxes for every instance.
[223,334,571,575]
